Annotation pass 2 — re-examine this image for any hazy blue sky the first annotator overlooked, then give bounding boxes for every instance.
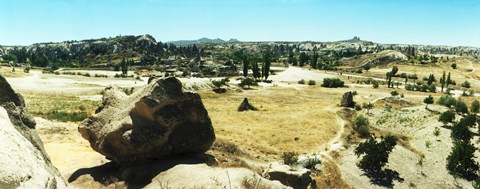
[1,0,479,46]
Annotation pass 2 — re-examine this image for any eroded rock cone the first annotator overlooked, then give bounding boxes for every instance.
[78,77,215,164]
[238,98,257,111]
[0,75,66,188]
[340,91,355,108]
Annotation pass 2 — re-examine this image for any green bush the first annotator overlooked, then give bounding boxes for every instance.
[307,80,316,85]
[298,79,306,84]
[46,110,88,122]
[372,80,379,88]
[455,100,469,114]
[321,78,344,88]
[282,151,299,165]
[471,100,480,114]
[358,125,370,137]
[390,90,399,96]
[239,77,257,89]
[462,81,471,88]
[438,95,457,108]
[354,114,369,128]
[438,110,455,125]
[354,104,362,111]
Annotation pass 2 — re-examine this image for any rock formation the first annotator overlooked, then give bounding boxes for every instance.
[238,98,257,111]
[0,75,66,188]
[340,91,355,108]
[78,77,215,164]
[266,162,312,189]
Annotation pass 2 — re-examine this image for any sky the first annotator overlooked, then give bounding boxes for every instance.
[0,0,479,47]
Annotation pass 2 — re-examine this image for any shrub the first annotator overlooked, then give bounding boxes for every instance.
[322,78,344,88]
[307,80,316,85]
[434,127,440,137]
[304,157,322,170]
[282,152,299,165]
[355,104,362,111]
[462,81,471,88]
[239,77,257,89]
[438,95,456,108]
[358,125,370,137]
[471,100,480,114]
[451,63,457,69]
[455,100,469,114]
[438,110,455,125]
[372,80,379,88]
[298,79,305,84]
[424,95,434,108]
[212,78,230,89]
[354,114,369,128]
[390,90,399,96]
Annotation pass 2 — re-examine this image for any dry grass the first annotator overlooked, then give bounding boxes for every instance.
[0,66,31,78]
[200,86,342,162]
[312,159,351,189]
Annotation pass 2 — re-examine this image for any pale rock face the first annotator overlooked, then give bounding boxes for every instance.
[0,74,66,189]
[0,108,66,189]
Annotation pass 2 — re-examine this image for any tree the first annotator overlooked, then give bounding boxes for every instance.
[440,71,446,92]
[363,64,371,72]
[446,140,478,180]
[242,56,249,77]
[362,102,373,114]
[455,100,469,114]
[386,72,393,88]
[299,52,308,67]
[438,110,455,126]
[424,95,434,109]
[263,51,271,80]
[311,51,319,69]
[427,74,436,85]
[451,119,472,141]
[354,136,397,172]
[120,58,129,77]
[471,100,480,114]
[390,66,399,76]
[288,50,296,66]
[354,114,369,128]
[251,62,261,81]
[446,72,452,89]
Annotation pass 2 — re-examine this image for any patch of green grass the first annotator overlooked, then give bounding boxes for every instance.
[24,94,99,122]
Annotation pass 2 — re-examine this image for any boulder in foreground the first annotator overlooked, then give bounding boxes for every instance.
[78,77,215,164]
[0,75,66,189]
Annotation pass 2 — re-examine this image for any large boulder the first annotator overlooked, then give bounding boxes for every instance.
[78,77,215,164]
[340,91,355,108]
[0,75,66,188]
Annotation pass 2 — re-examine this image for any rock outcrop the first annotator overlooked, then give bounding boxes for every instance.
[340,91,355,108]
[0,75,66,189]
[78,77,215,164]
[266,162,312,189]
[238,98,257,111]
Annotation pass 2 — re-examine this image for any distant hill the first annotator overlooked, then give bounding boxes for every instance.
[167,38,240,46]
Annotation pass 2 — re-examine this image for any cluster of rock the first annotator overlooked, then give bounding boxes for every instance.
[0,75,66,188]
